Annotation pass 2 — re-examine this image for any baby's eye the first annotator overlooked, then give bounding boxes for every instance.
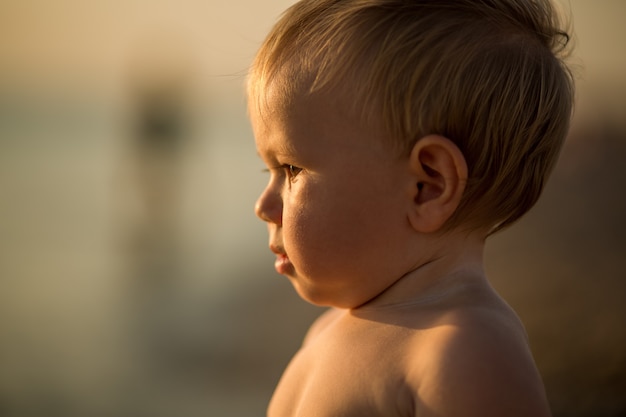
[285,164,302,180]
[262,164,302,182]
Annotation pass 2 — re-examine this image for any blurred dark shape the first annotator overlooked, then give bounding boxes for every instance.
[124,68,192,288]
[134,84,188,151]
[113,46,208,416]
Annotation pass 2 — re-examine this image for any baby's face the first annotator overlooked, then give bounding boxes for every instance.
[251,89,417,308]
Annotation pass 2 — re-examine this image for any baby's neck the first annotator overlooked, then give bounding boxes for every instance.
[355,232,487,311]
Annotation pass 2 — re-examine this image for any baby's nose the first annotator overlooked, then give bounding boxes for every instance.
[255,187,282,225]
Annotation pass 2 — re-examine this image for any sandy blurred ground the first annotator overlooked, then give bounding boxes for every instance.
[0,1,625,416]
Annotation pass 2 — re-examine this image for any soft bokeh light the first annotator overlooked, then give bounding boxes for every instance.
[0,1,624,416]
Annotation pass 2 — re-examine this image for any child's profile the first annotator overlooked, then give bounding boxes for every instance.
[247,0,573,416]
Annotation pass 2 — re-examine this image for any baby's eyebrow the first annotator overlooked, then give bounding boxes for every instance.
[256,143,291,161]
[256,148,277,166]
[255,147,270,158]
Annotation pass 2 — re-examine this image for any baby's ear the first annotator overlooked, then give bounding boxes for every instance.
[407,135,468,233]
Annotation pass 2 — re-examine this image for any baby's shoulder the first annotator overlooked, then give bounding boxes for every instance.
[415,303,529,368]
[405,304,551,416]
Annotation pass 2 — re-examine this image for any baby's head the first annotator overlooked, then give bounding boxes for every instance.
[248,0,574,235]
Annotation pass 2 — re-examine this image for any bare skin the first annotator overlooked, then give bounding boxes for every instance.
[267,250,552,417]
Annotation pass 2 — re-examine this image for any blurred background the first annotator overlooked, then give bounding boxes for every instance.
[0,1,624,416]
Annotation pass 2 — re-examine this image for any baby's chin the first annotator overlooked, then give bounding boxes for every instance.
[288,279,366,309]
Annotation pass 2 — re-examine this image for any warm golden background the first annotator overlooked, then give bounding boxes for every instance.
[1,1,624,416]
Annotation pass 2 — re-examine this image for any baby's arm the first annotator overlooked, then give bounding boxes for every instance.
[411,314,552,417]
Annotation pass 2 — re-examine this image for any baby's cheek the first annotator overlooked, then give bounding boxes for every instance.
[285,209,333,262]
[284,186,364,259]
[285,206,324,249]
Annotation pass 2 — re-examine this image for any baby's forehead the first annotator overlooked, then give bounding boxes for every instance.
[255,72,368,115]
[248,74,297,118]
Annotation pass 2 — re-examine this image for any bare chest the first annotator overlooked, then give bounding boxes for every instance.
[267,319,415,417]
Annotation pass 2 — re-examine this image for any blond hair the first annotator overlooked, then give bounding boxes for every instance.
[247,0,574,234]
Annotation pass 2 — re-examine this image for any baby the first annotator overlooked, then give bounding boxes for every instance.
[247,0,573,416]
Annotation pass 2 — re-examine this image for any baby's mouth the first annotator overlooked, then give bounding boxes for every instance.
[270,245,292,274]
[274,254,292,274]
